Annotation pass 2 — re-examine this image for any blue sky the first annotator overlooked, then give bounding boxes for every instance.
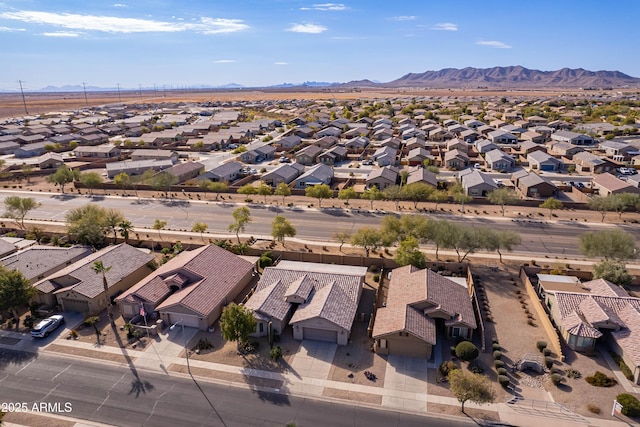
[1,1,639,91]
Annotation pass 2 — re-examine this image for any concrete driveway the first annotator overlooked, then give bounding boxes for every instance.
[290,339,337,380]
[382,355,430,411]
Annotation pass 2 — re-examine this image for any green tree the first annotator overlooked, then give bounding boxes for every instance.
[271,215,296,246]
[274,182,291,205]
[3,196,40,229]
[237,183,258,199]
[448,370,496,413]
[395,237,426,268]
[228,207,251,243]
[46,165,79,193]
[403,182,434,209]
[119,220,133,244]
[338,187,358,205]
[432,220,460,260]
[83,316,101,343]
[21,164,34,183]
[192,221,208,242]
[305,184,333,208]
[487,188,519,217]
[360,186,383,210]
[350,227,382,257]
[539,197,563,219]
[609,193,640,219]
[588,195,612,222]
[219,302,257,352]
[0,267,34,330]
[151,173,178,198]
[429,190,449,211]
[66,204,120,247]
[485,230,521,263]
[153,219,167,242]
[257,182,273,204]
[449,182,472,214]
[399,170,410,187]
[104,208,125,243]
[91,261,114,325]
[113,172,131,196]
[79,172,103,196]
[333,230,352,252]
[579,229,637,261]
[381,185,403,211]
[452,226,488,262]
[207,181,229,201]
[592,260,633,287]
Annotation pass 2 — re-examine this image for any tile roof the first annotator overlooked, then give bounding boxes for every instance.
[372,266,476,341]
[0,245,91,282]
[154,245,254,316]
[35,244,153,298]
[285,275,315,301]
[582,279,629,298]
[244,279,290,321]
[290,281,356,330]
[611,305,640,367]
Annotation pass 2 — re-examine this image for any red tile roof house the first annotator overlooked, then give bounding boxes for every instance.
[33,244,154,314]
[244,261,367,345]
[372,266,476,359]
[116,245,254,330]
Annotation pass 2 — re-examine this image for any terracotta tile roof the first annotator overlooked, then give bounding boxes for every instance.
[372,265,476,340]
[563,312,603,339]
[155,245,254,316]
[404,306,436,344]
[578,297,623,327]
[555,292,640,320]
[36,244,153,298]
[582,279,629,298]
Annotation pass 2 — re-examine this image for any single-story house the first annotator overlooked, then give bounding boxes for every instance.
[444,149,469,170]
[372,146,397,167]
[344,136,370,152]
[240,145,276,164]
[406,166,438,187]
[373,265,476,358]
[520,140,547,155]
[199,161,243,183]
[131,149,179,164]
[572,151,616,174]
[551,130,593,146]
[521,131,546,144]
[294,164,333,189]
[0,141,20,154]
[106,159,174,179]
[38,152,64,169]
[1,245,91,284]
[278,135,302,150]
[599,140,636,158]
[593,173,640,197]
[162,161,205,183]
[547,141,584,159]
[318,146,348,165]
[15,142,48,158]
[488,130,518,144]
[484,149,515,171]
[261,163,305,187]
[527,150,563,172]
[74,145,121,158]
[295,145,323,165]
[245,261,367,344]
[406,147,434,167]
[461,170,497,197]
[116,245,254,330]
[366,166,399,190]
[516,171,557,198]
[475,139,500,154]
[33,244,154,313]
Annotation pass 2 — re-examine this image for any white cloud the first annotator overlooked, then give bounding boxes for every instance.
[389,16,416,21]
[40,31,80,37]
[476,40,511,49]
[0,10,249,34]
[113,3,127,7]
[274,62,288,65]
[0,26,25,32]
[300,3,348,11]
[213,59,236,63]
[287,23,327,33]
[431,22,457,31]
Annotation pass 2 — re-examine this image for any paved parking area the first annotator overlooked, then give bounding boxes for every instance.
[290,340,337,380]
[382,355,429,411]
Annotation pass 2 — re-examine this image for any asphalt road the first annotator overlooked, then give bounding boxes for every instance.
[2,190,638,257]
[0,349,470,427]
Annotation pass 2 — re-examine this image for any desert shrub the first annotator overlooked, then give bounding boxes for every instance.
[551,373,565,385]
[616,393,640,417]
[373,273,380,283]
[469,363,484,374]
[439,360,459,377]
[498,375,510,387]
[455,341,479,361]
[491,336,499,344]
[492,343,501,351]
[493,351,502,360]
[566,368,581,379]
[587,404,600,414]
[544,356,554,369]
[611,352,634,381]
[494,360,505,369]
[23,315,35,329]
[270,346,283,361]
[585,371,617,387]
[197,338,213,351]
[497,368,507,376]
[536,341,547,351]
[543,348,552,357]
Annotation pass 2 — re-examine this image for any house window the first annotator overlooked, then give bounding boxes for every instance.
[379,339,387,349]
[259,322,264,333]
[451,327,461,337]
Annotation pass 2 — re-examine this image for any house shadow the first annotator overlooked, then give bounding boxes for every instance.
[159,199,190,208]
[51,194,76,201]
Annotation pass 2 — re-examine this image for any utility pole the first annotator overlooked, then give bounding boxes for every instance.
[82,82,88,106]
[163,84,166,98]
[138,84,143,99]
[18,80,28,115]
[117,83,122,102]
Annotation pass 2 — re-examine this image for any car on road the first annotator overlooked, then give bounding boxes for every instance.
[31,315,65,338]
[279,157,291,163]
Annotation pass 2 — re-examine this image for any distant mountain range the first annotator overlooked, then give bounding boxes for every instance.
[6,66,638,93]
[378,66,640,89]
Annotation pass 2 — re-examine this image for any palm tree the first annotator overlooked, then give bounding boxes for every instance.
[91,261,114,326]
[119,220,133,244]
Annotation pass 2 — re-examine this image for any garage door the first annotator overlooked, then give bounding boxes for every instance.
[60,298,89,313]
[303,327,337,343]
[389,339,431,358]
[540,164,554,171]
[167,313,200,328]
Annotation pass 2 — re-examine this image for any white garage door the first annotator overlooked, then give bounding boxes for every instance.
[60,298,89,313]
[167,313,200,328]
[303,327,337,343]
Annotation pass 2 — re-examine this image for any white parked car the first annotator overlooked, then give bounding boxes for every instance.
[31,315,65,338]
